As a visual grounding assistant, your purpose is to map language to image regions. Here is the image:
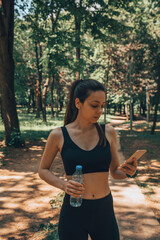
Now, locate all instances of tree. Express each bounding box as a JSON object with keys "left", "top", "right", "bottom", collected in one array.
[
  {"left": 133, "top": 0, "right": 160, "bottom": 133},
  {"left": 0, "top": 0, "right": 23, "bottom": 146}
]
